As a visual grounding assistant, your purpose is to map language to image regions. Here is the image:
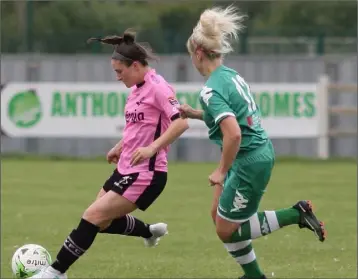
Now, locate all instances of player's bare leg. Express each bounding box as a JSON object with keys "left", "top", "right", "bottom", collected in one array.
[
  {"left": 96, "top": 189, "right": 168, "bottom": 246},
  {"left": 30, "top": 191, "right": 141, "bottom": 278}
]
